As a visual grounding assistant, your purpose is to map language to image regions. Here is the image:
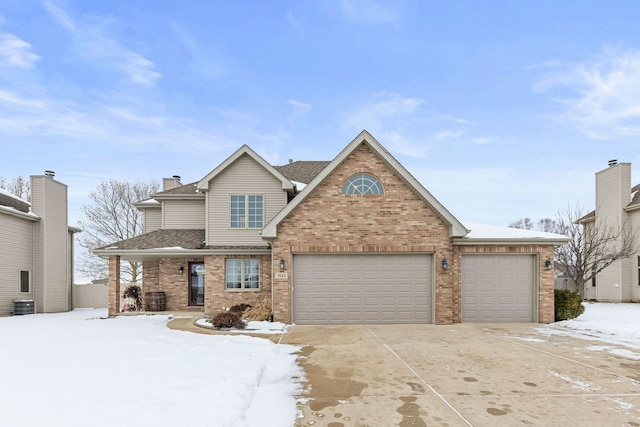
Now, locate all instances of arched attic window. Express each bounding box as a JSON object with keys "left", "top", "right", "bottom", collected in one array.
[{"left": 342, "top": 173, "right": 384, "bottom": 195}]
